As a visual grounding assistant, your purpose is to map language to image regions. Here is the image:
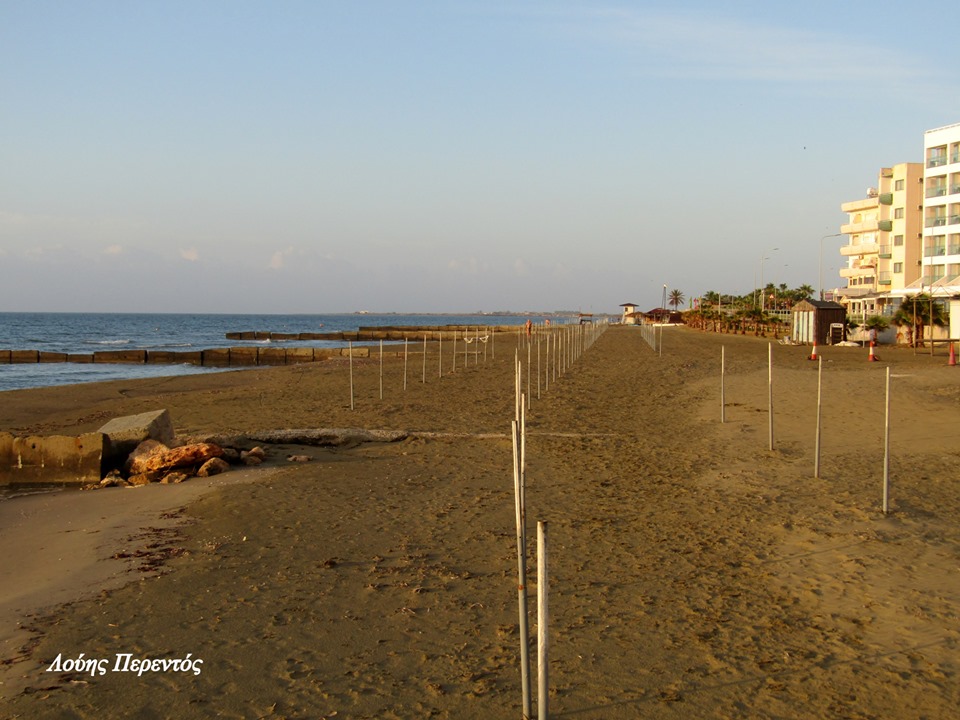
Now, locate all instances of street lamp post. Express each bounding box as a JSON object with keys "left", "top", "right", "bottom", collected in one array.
[
  {"left": 760, "top": 248, "right": 779, "bottom": 312},
  {"left": 819, "top": 233, "right": 844, "bottom": 300}
]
